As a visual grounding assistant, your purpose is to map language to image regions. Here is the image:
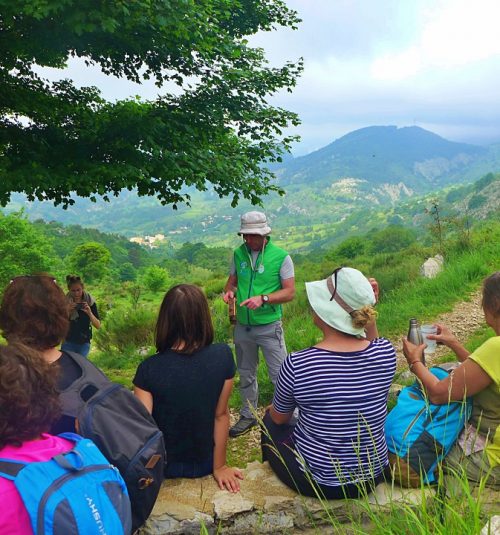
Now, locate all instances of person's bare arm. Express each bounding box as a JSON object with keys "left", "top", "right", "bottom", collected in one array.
[
  {"left": 134, "top": 386, "right": 153, "bottom": 413},
  {"left": 403, "top": 339, "right": 492, "bottom": 404},
  {"left": 223, "top": 274, "right": 238, "bottom": 303},
  {"left": 269, "top": 404, "right": 294, "bottom": 425},
  {"left": 82, "top": 303, "right": 101, "bottom": 329},
  {"left": 213, "top": 379, "right": 243, "bottom": 492}
]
